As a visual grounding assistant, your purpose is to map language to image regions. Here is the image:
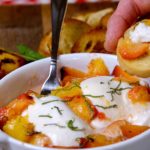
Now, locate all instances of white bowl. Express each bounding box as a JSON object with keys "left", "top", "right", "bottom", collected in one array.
[{"left": 0, "top": 53, "right": 150, "bottom": 150}]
